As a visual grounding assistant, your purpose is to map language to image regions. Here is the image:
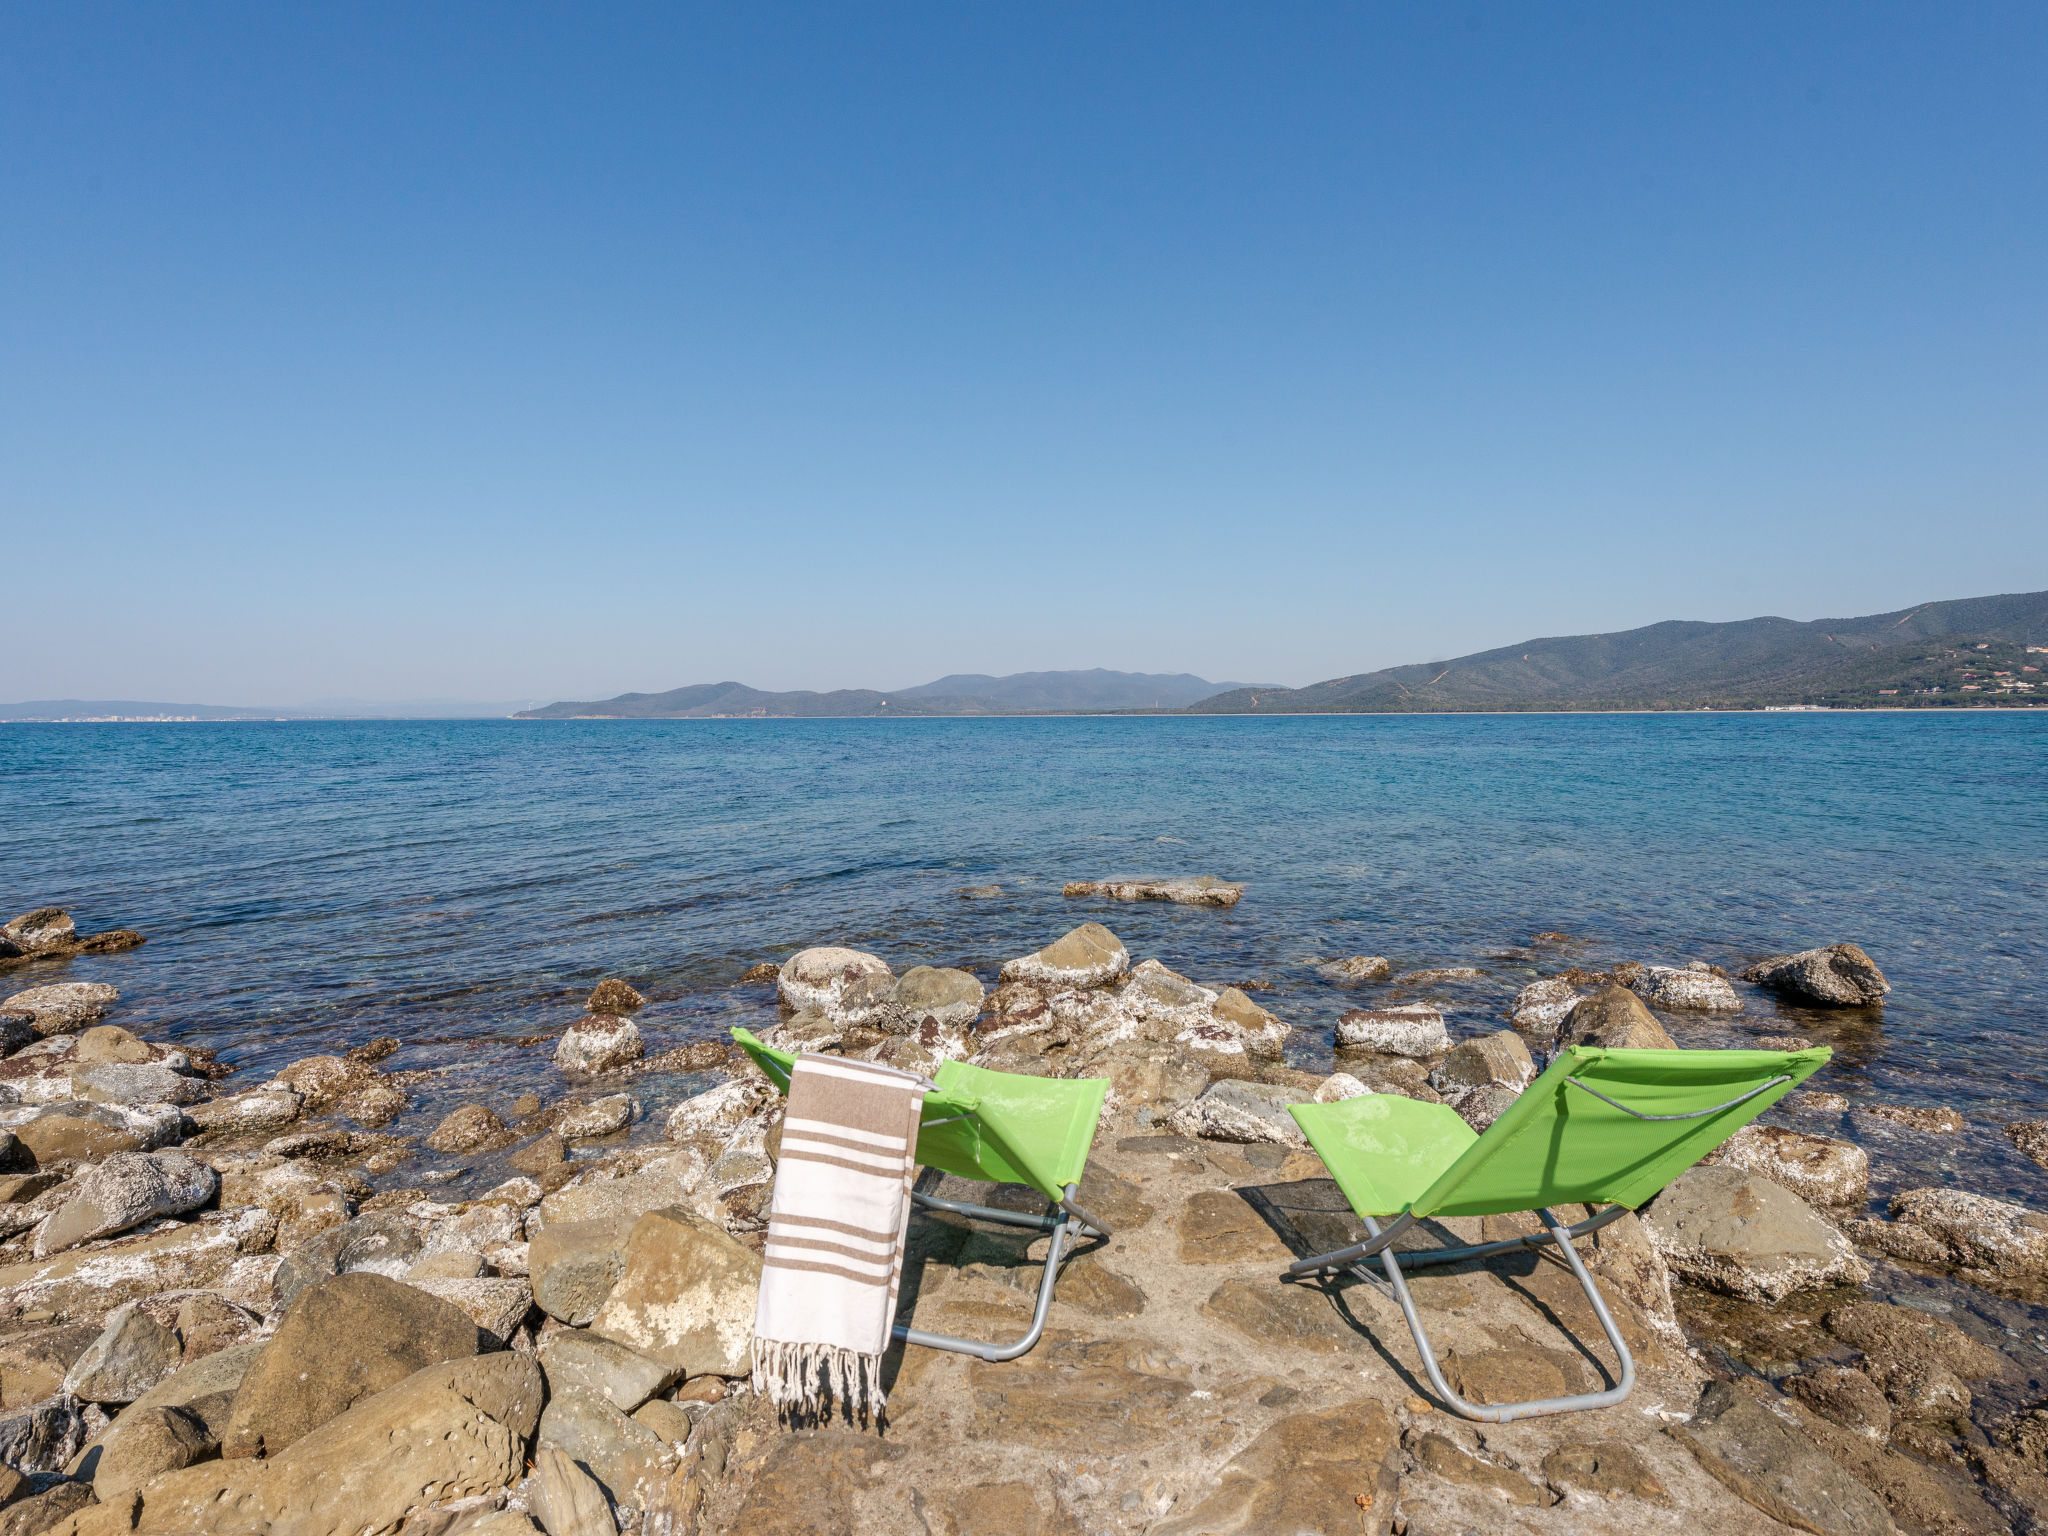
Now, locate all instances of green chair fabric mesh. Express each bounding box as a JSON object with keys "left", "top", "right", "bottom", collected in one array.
[
  {"left": 1291, "top": 1044, "right": 1831, "bottom": 1219},
  {"left": 730, "top": 1028, "right": 1106, "bottom": 1201}
]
